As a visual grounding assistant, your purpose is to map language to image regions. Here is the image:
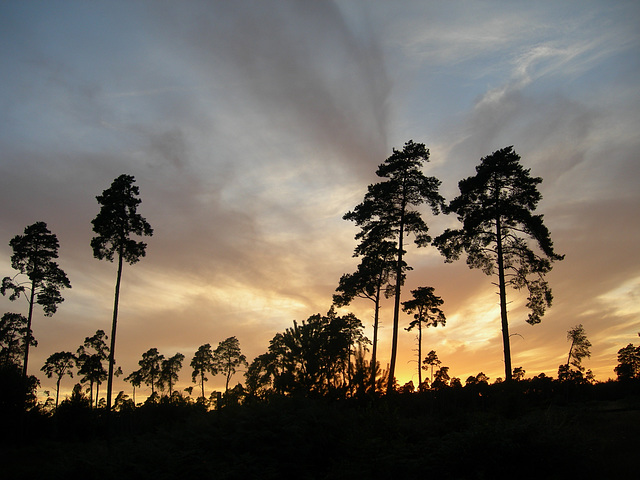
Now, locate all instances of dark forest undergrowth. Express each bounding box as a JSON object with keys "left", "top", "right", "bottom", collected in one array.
[{"left": 2, "top": 382, "right": 639, "bottom": 479}]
